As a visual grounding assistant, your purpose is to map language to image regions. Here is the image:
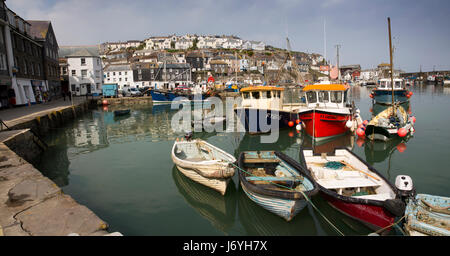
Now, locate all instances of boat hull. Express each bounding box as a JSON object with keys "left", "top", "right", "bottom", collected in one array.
[
  {"left": 150, "top": 90, "right": 177, "bottom": 103},
  {"left": 241, "top": 183, "right": 307, "bottom": 221},
  {"left": 234, "top": 108, "right": 296, "bottom": 133},
  {"left": 298, "top": 110, "right": 351, "bottom": 140},
  {"left": 175, "top": 165, "right": 229, "bottom": 195},
  {"left": 321, "top": 192, "right": 395, "bottom": 232},
  {"left": 372, "top": 89, "right": 409, "bottom": 105}
]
